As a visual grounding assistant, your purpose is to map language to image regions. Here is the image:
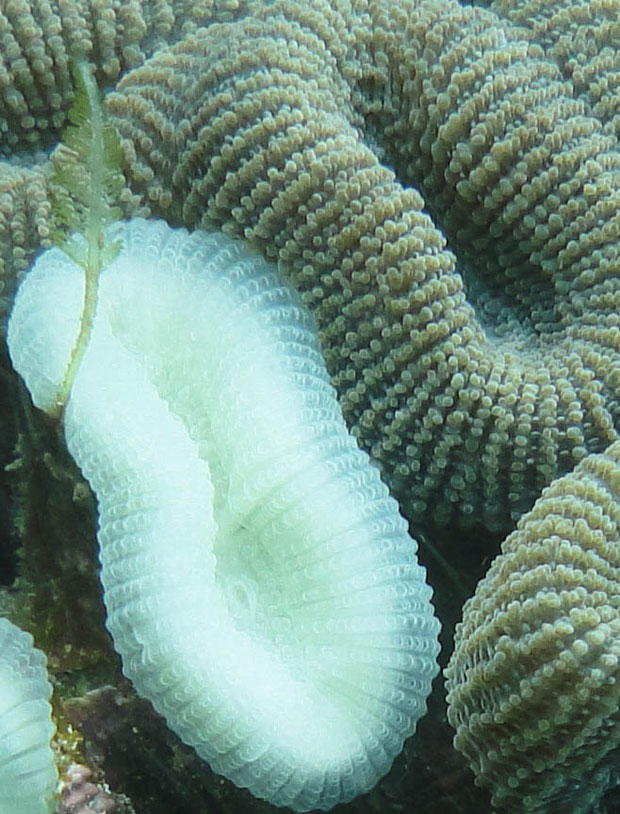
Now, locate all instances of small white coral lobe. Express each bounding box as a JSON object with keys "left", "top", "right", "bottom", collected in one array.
[{"left": 0, "top": 618, "right": 57, "bottom": 814}]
